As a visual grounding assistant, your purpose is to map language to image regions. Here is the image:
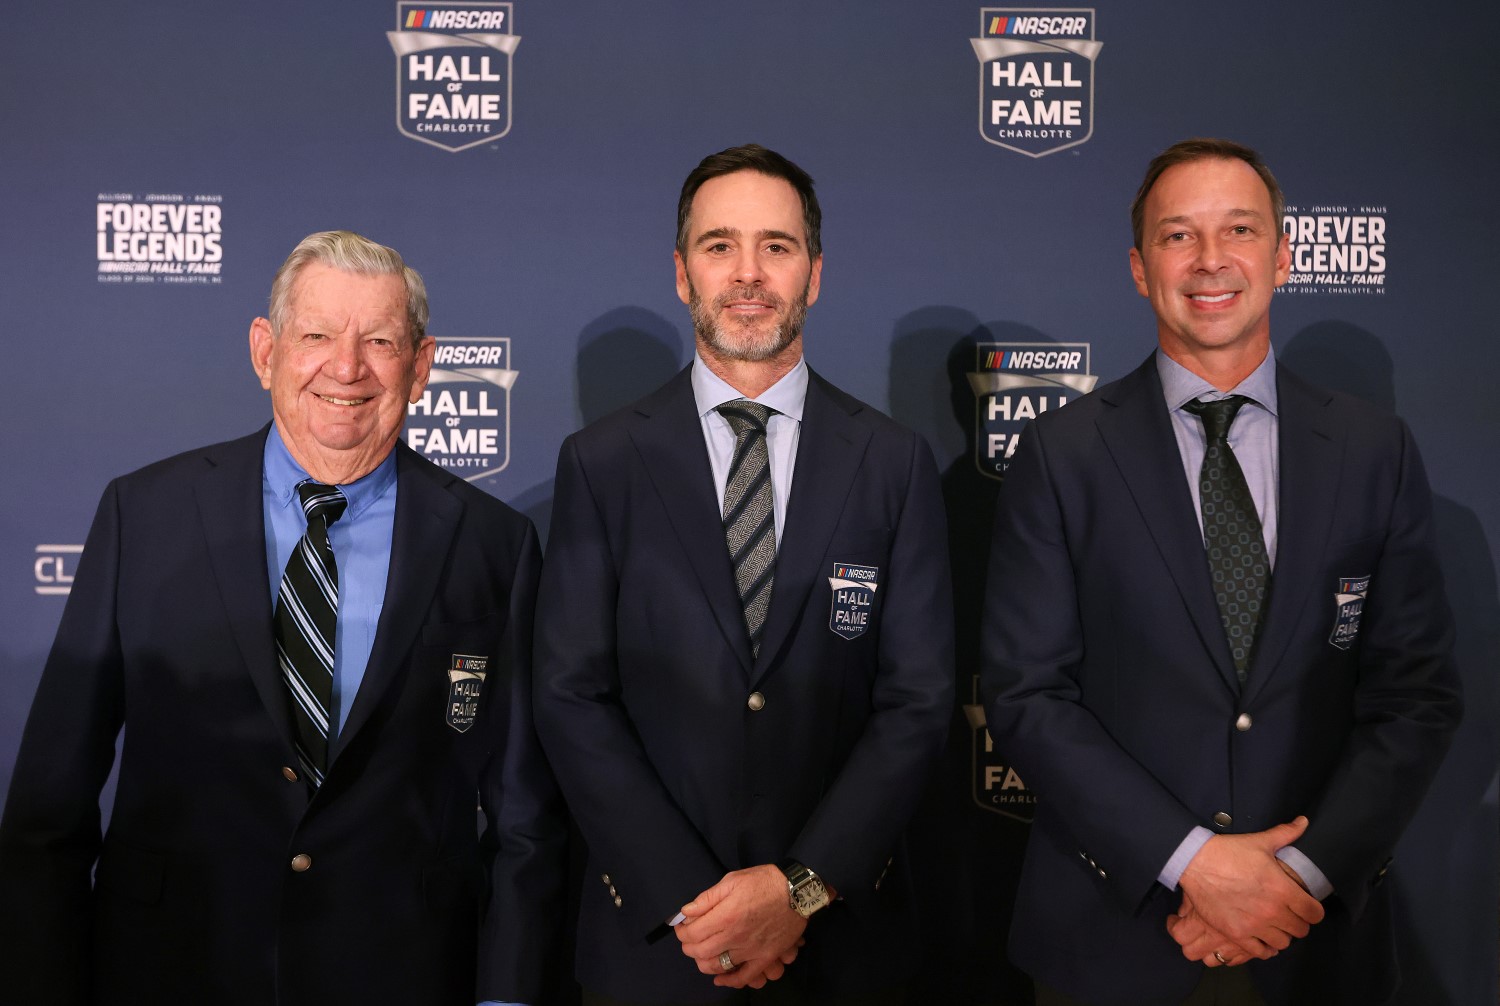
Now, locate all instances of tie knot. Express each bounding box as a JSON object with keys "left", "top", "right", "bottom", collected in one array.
[
  {"left": 718, "top": 400, "right": 774, "bottom": 437},
  {"left": 296, "top": 480, "right": 348, "bottom": 525},
  {"left": 1184, "top": 395, "right": 1251, "bottom": 442}
]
